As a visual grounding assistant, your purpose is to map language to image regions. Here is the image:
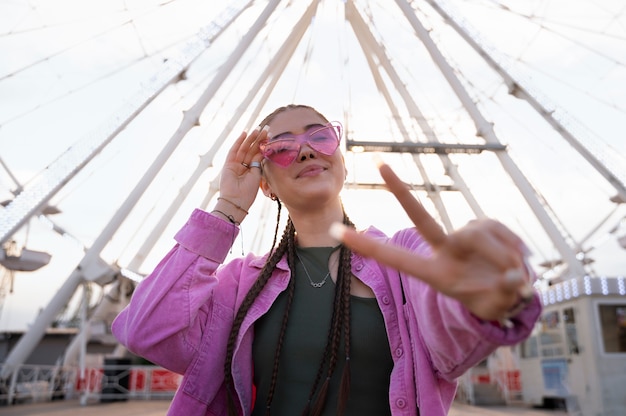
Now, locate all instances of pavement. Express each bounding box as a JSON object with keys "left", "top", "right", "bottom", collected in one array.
[
  {"left": 0, "top": 399, "right": 170, "bottom": 415},
  {"left": 0, "top": 399, "right": 570, "bottom": 415},
  {"left": 449, "top": 403, "right": 568, "bottom": 415}
]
